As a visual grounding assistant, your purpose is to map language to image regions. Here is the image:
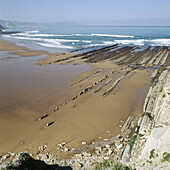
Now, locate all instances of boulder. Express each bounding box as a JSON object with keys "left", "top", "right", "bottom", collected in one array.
[{"left": 0, "top": 152, "right": 72, "bottom": 170}]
